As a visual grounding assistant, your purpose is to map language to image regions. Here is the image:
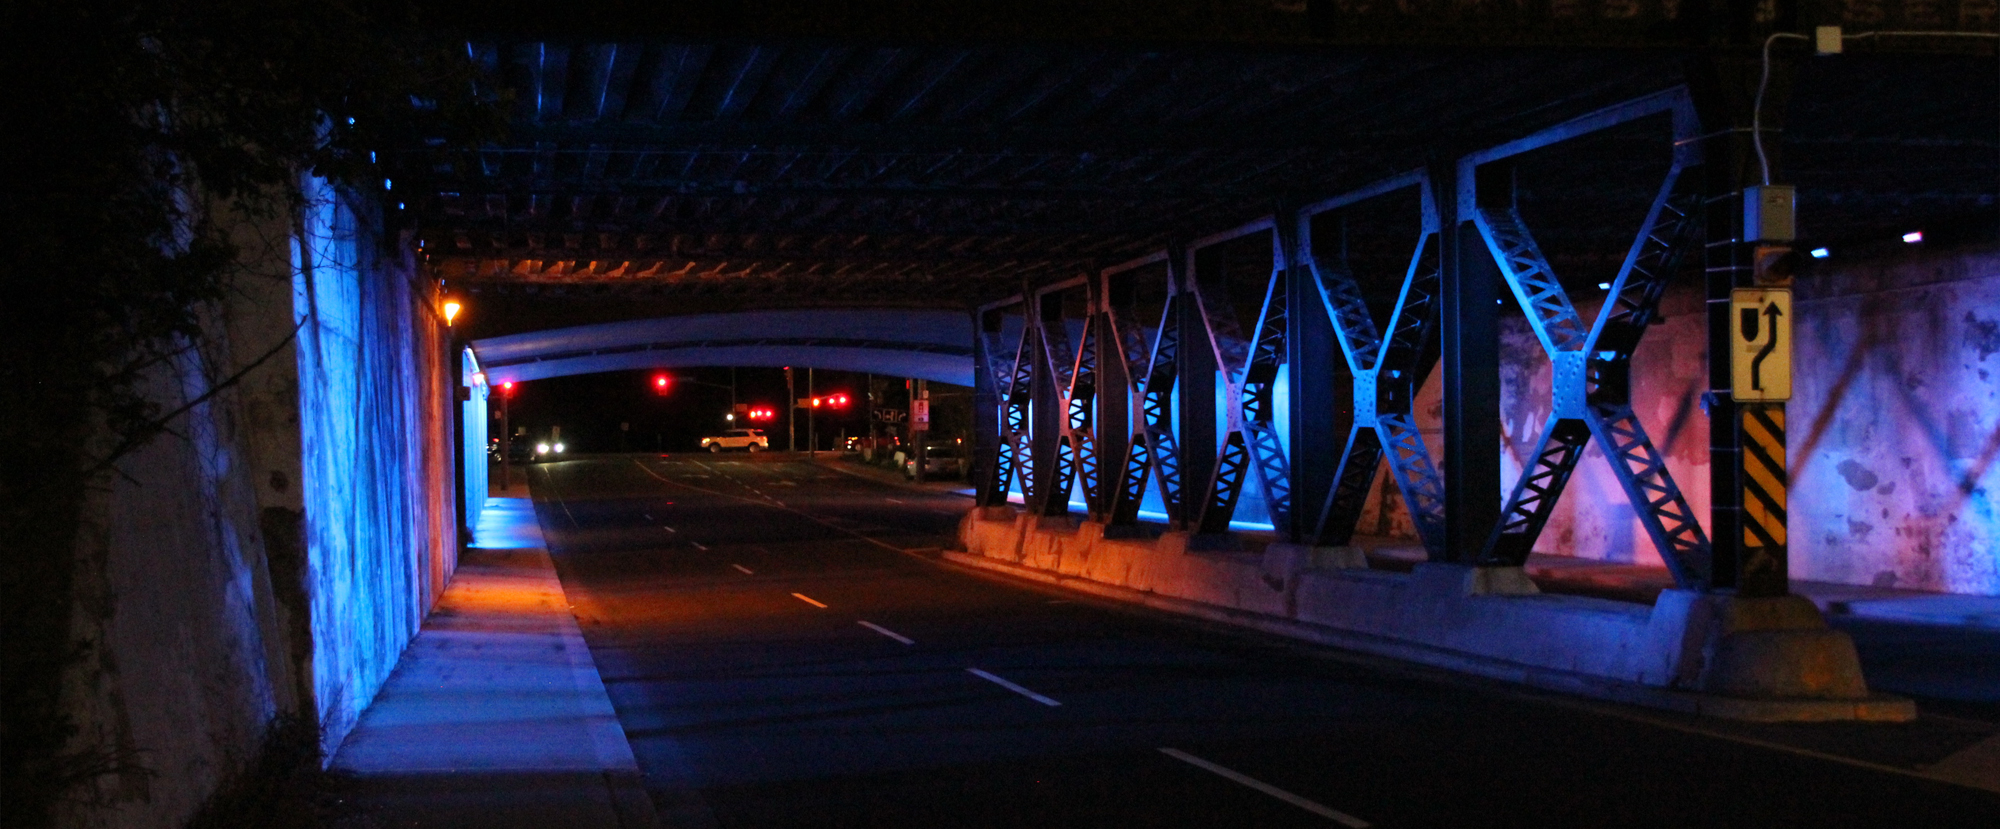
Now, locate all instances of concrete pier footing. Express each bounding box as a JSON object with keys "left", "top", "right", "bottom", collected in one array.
[{"left": 953, "top": 509, "right": 1913, "bottom": 722}]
